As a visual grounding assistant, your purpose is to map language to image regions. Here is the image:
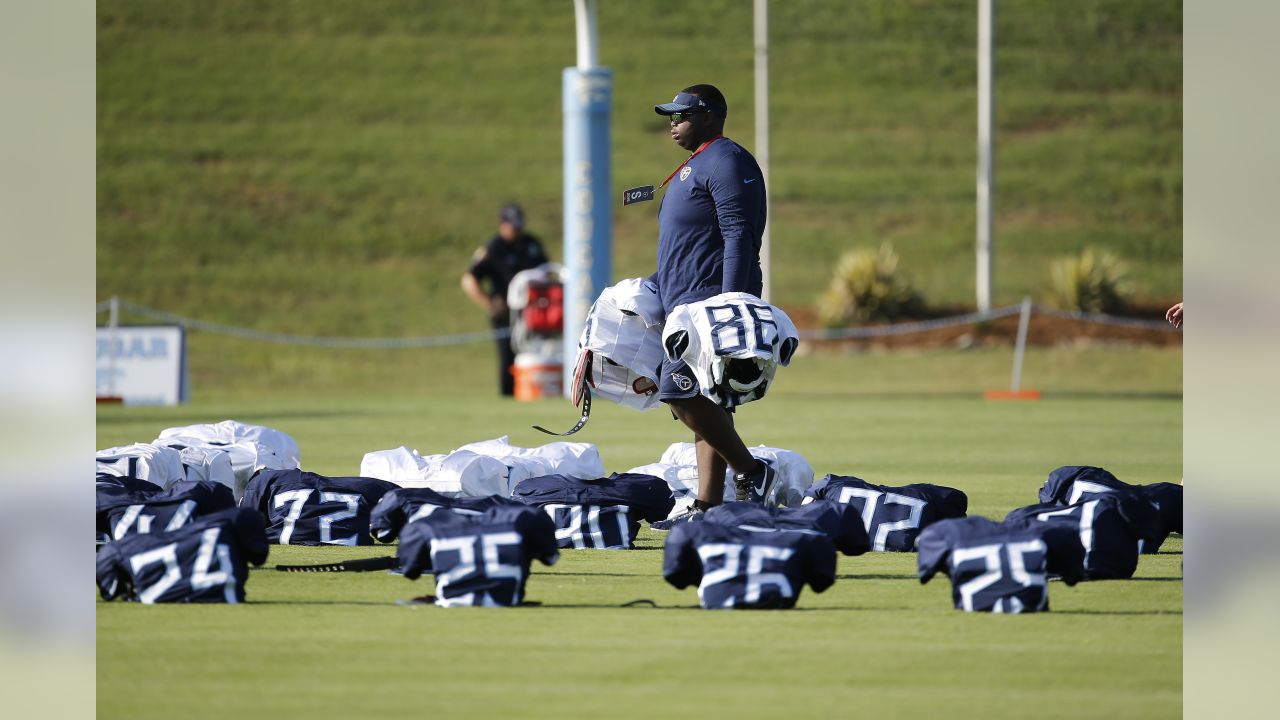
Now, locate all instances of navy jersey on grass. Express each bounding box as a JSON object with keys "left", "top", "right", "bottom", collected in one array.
[
  {"left": 369, "top": 487, "right": 529, "bottom": 543},
  {"left": 241, "top": 469, "right": 398, "bottom": 546},
  {"left": 663, "top": 522, "right": 836, "bottom": 609},
  {"left": 1037, "top": 465, "right": 1183, "bottom": 553},
  {"left": 1005, "top": 495, "right": 1163, "bottom": 580},
  {"left": 511, "top": 472, "right": 675, "bottom": 549},
  {"left": 804, "top": 475, "right": 968, "bottom": 552},
  {"left": 702, "top": 500, "right": 871, "bottom": 556},
  {"left": 98, "top": 479, "right": 236, "bottom": 541},
  {"left": 96, "top": 507, "right": 269, "bottom": 604},
  {"left": 917, "top": 516, "right": 1085, "bottom": 613},
  {"left": 397, "top": 505, "right": 559, "bottom": 607}
]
